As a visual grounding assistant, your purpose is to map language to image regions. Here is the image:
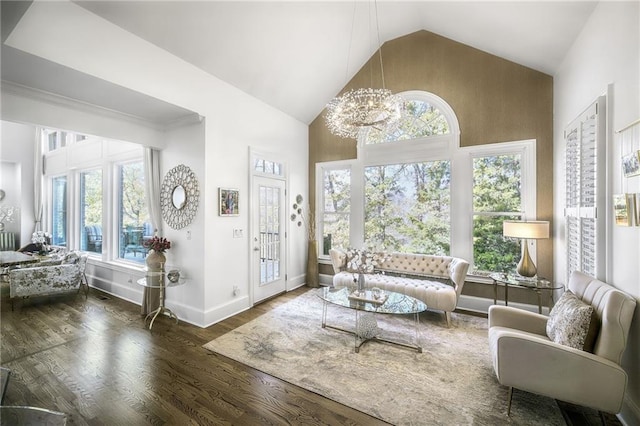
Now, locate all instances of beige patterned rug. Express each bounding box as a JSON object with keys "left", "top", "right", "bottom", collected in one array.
[{"left": 203, "top": 289, "right": 564, "bottom": 425}]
